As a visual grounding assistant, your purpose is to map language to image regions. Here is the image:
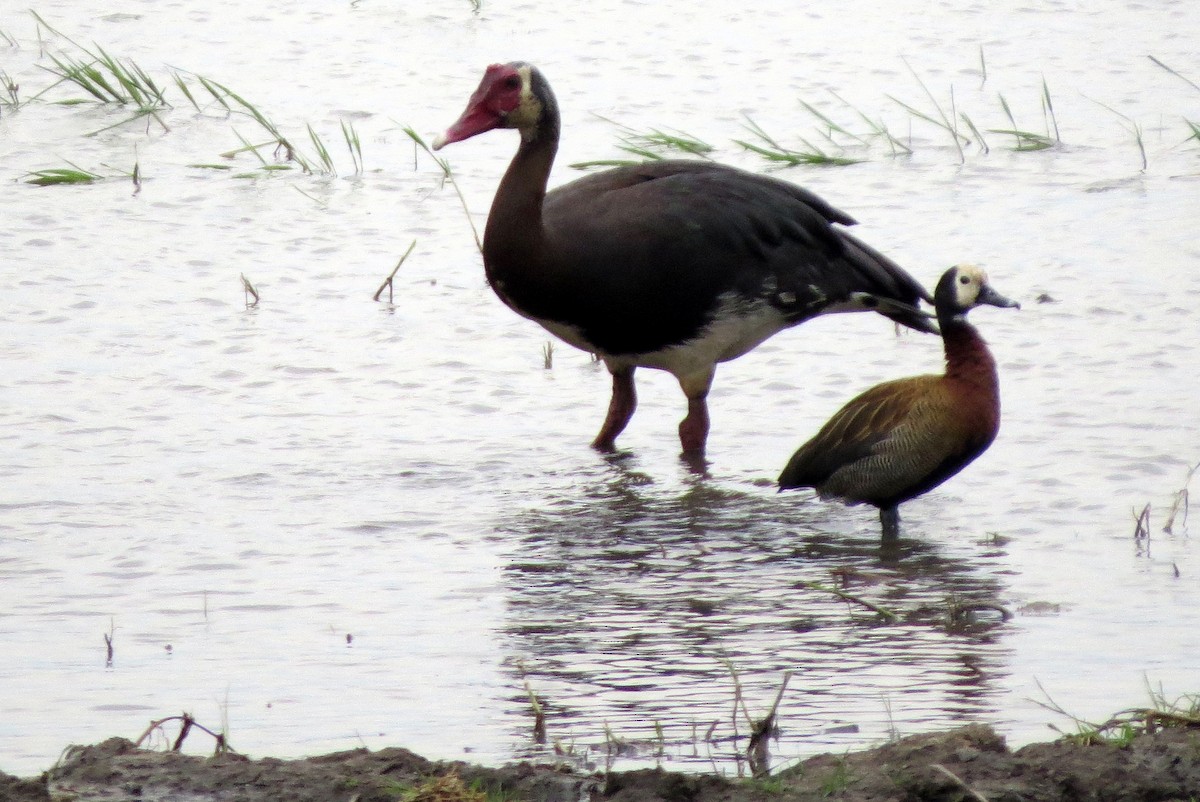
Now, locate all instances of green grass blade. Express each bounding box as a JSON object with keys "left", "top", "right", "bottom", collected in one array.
[
  {"left": 629, "top": 127, "right": 713, "bottom": 157},
  {"left": 898, "top": 56, "right": 966, "bottom": 161},
  {"left": 590, "top": 116, "right": 713, "bottom": 160},
  {"left": 615, "top": 143, "right": 664, "bottom": 161},
  {"left": 41, "top": 53, "right": 109, "bottom": 102},
  {"left": 219, "top": 86, "right": 310, "bottom": 170},
  {"left": 738, "top": 113, "right": 865, "bottom": 165},
  {"left": 986, "top": 128, "right": 1054, "bottom": 151},
  {"left": 172, "top": 71, "right": 200, "bottom": 111},
  {"left": 1042, "top": 78, "right": 1060, "bottom": 142},
  {"left": 29, "top": 10, "right": 70, "bottom": 42},
  {"left": 734, "top": 136, "right": 862, "bottom": 167},
  {"left": 341, "top": 120, "right": 363, "bottom": 174},
  {"left": 959, "top": 112, "right": 990, "bottom": 154},
  {"left": 195, "top": 74, "right": 234, "bottom": 110},
  {"left": 306, "top": 124, "right": 335, "bottom": 174},
  {"left": 403, "top": 124, "right": 481, "bottom": 252},
  {"left": 826, "top": 89, "right": 912, "bottom": 156},
  {"left": 799, "top": 98, "right": 867, "bottom": 146},
  {"left": 1148, "top": 55, "right": 1200, "bottom": 95},
  {"left": 1, "top": 70, "right": 20, "bottom": 108},
  {"left": 1085, "top": 95, "right": 1147, "bottom": 170},
  {"left": 569, "top": 158, "right": 642, "bottom": 170},
  {"left": 93, "top": 45, "right": 142, "bottom": 104},
  {"left": 24, "top": 161, "right": 104, "bottom": 186},
  {"left": 230, "top": 128, "right": 270, "bottom": 166}
]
